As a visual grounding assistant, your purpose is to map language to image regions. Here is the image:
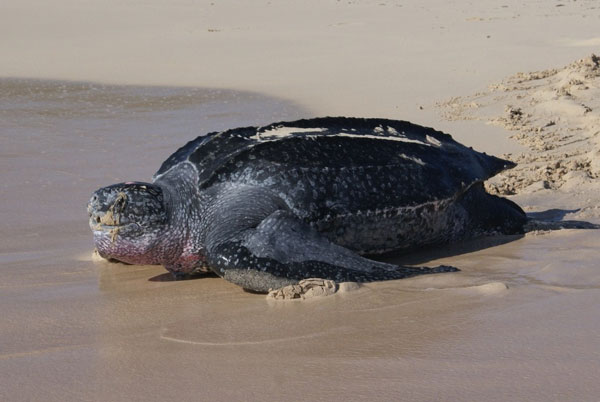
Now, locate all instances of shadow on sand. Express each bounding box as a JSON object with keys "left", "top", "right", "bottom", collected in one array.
[
  {"left": 375, "top": 208, "right": 599, "bottom": 266},
  {"left": 148, "top": 272, "right": 219, "bottom": 282}
]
